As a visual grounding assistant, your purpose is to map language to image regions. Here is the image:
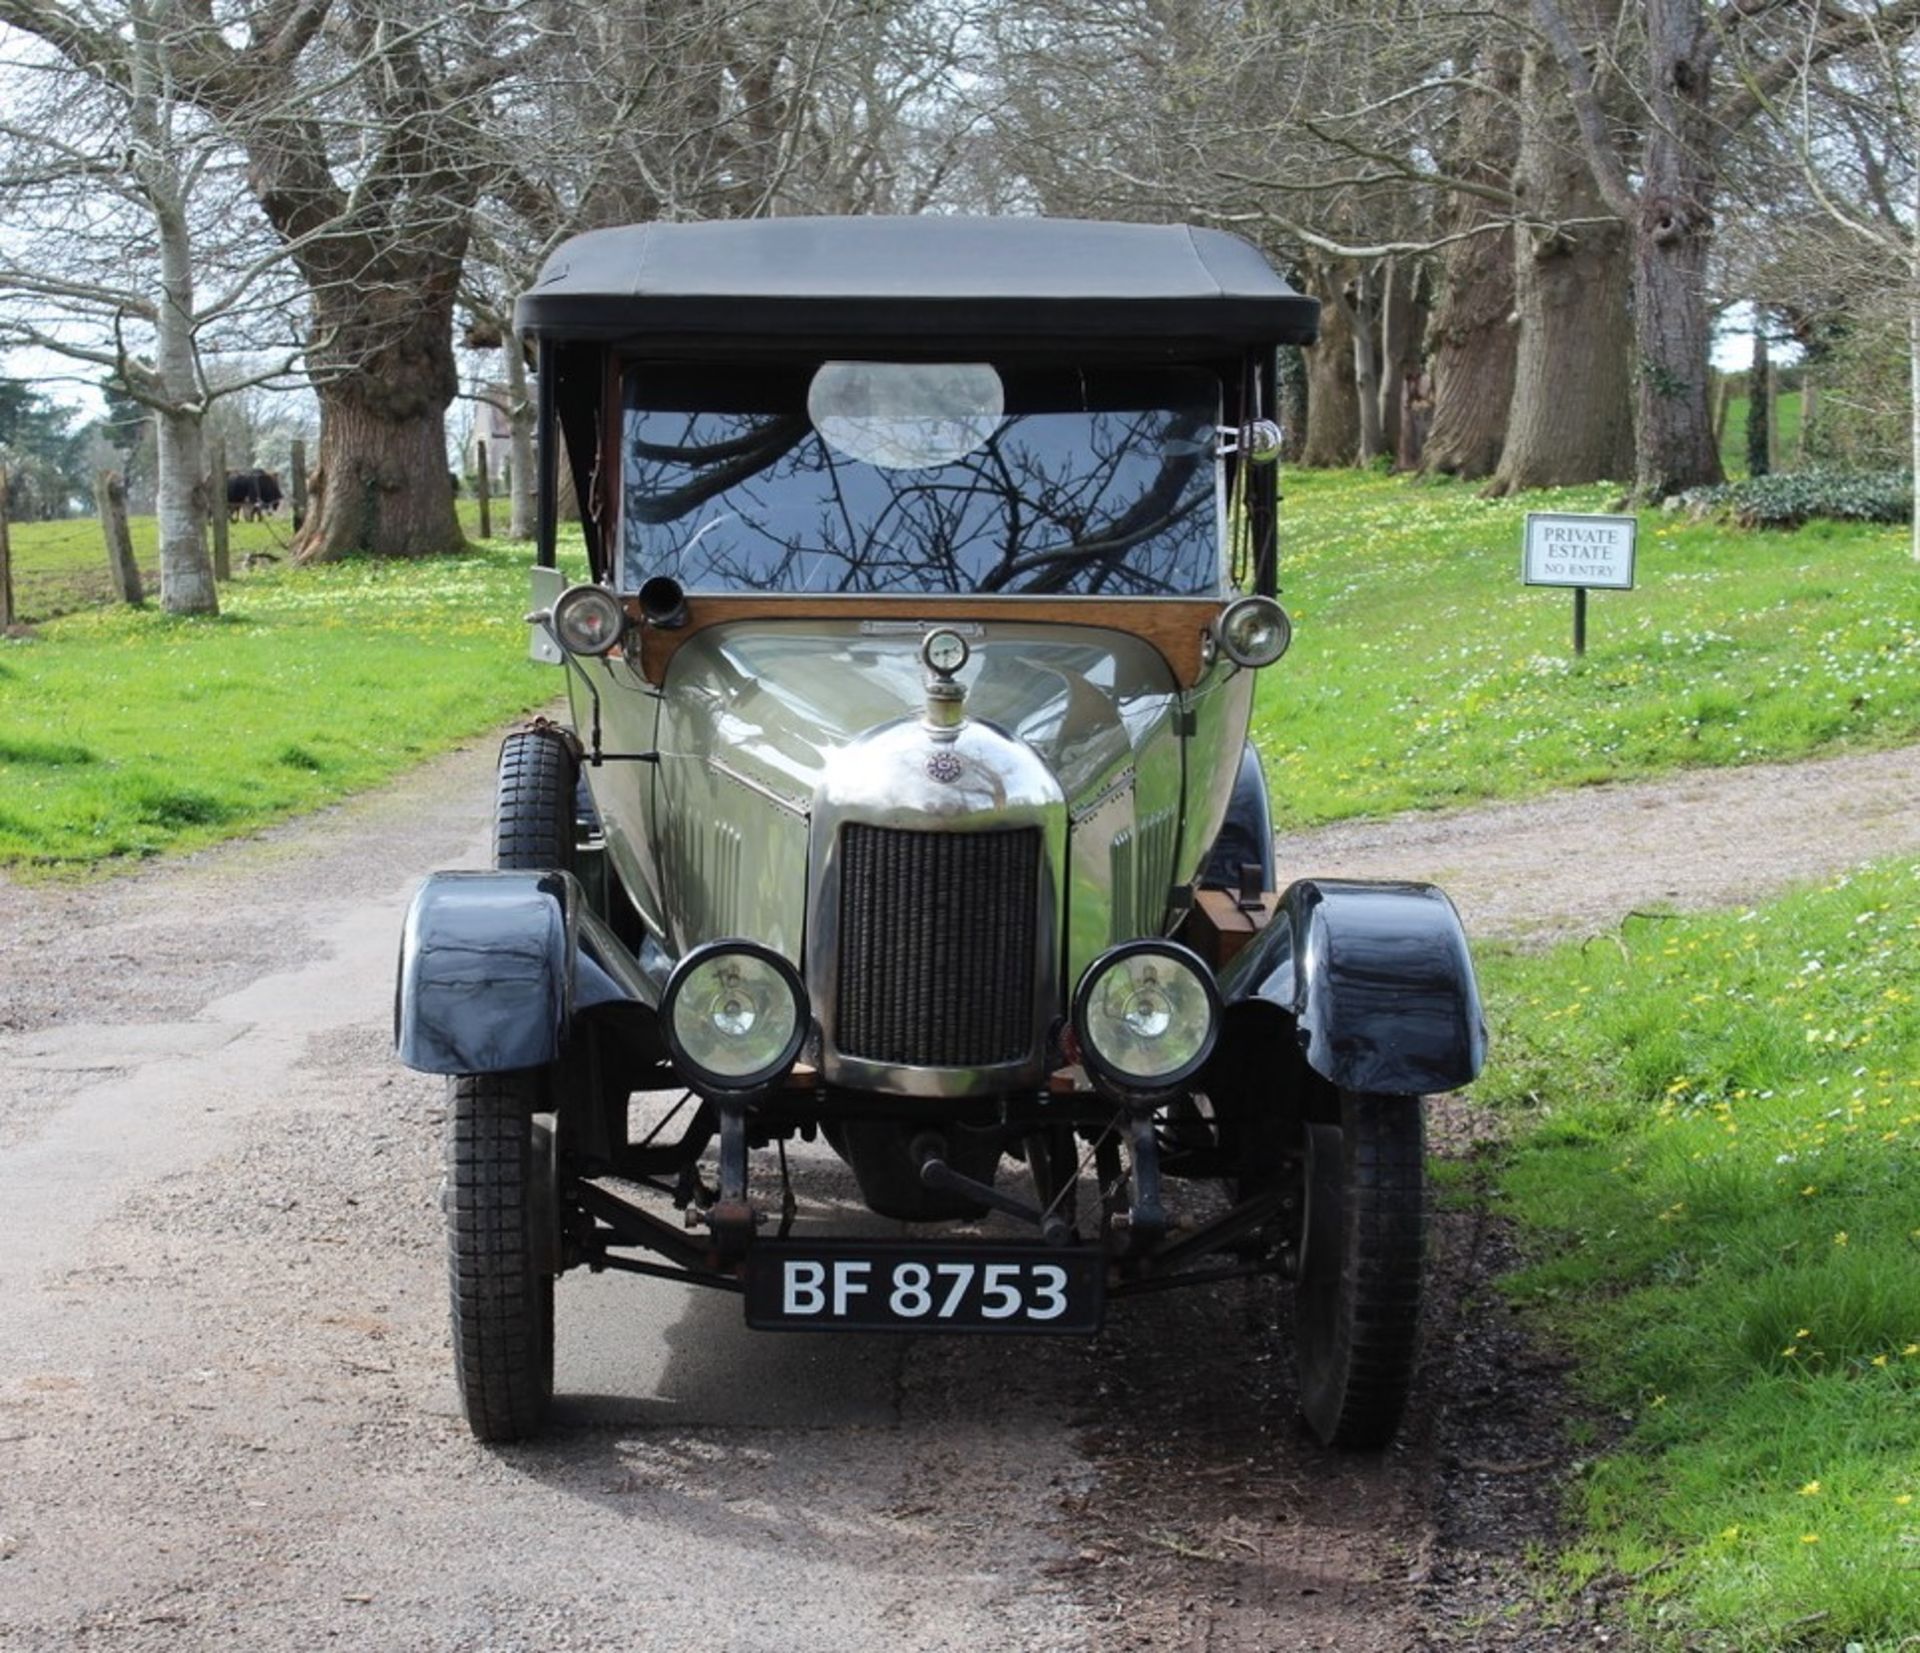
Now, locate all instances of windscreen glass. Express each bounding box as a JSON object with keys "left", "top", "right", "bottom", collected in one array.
[{"left": 620, "top": 363, "right": 1221, "bottom": 596}]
